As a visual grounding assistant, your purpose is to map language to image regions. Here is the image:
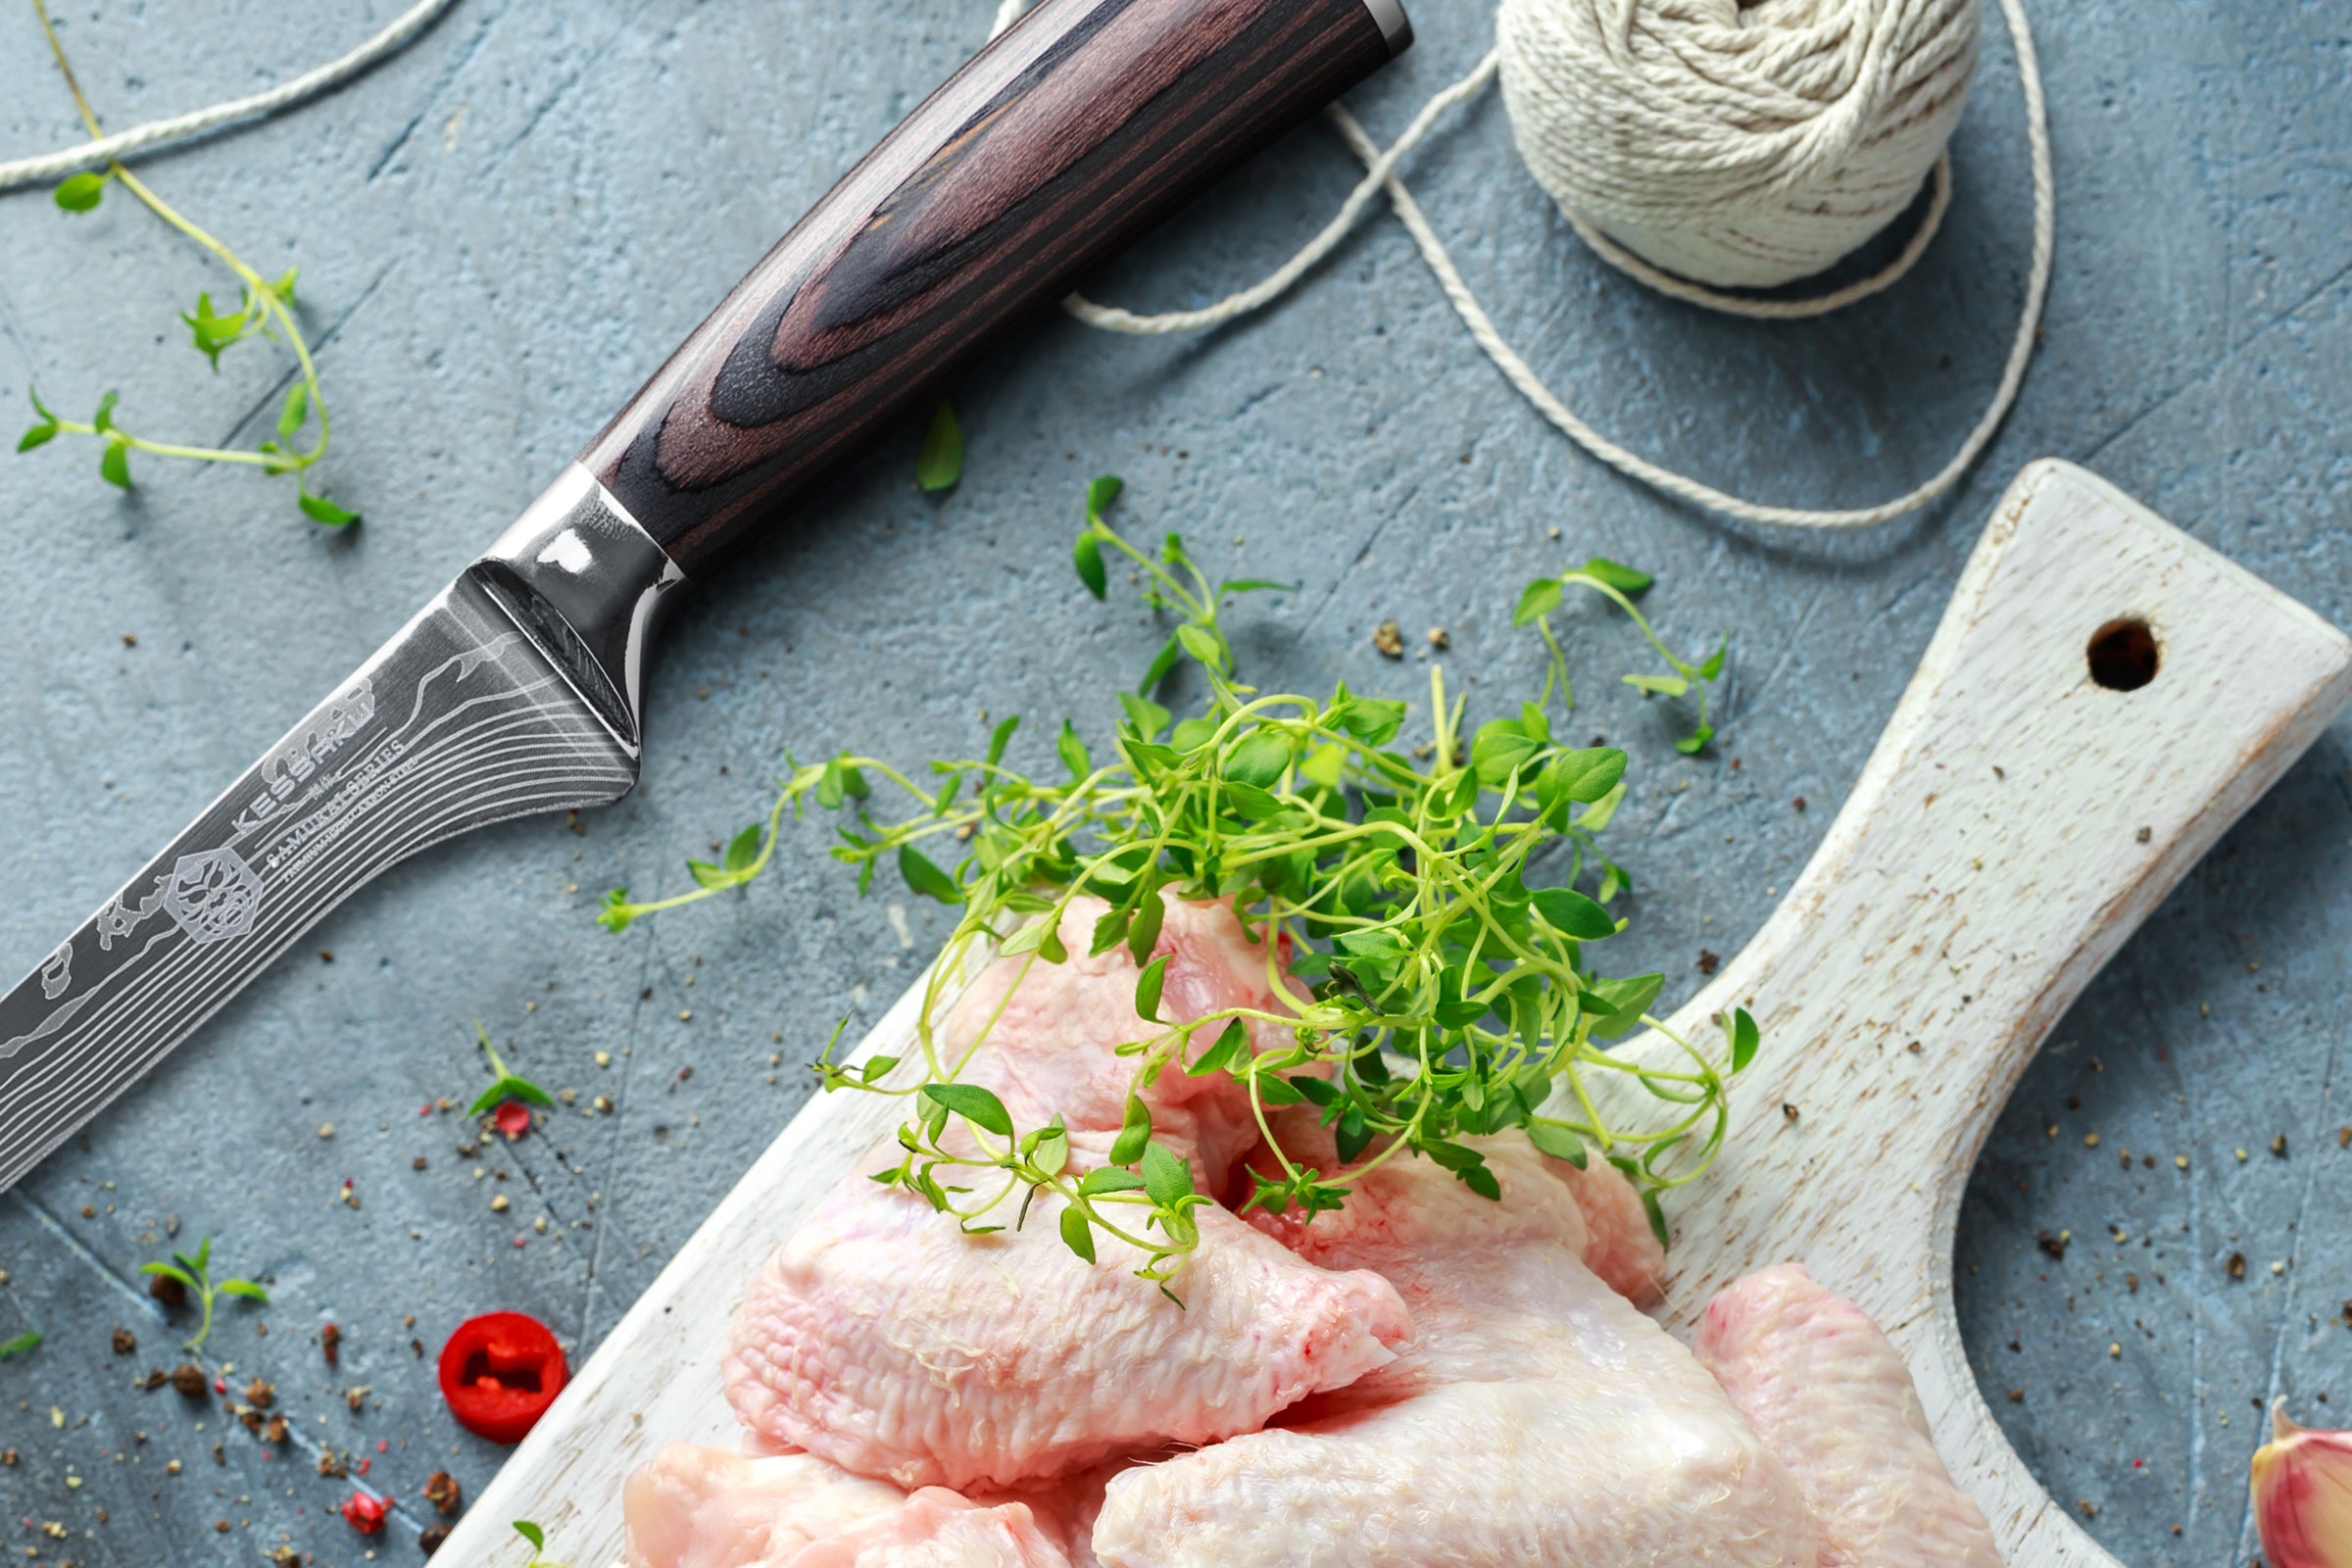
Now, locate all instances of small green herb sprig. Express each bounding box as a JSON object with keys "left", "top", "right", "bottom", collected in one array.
[
  {"left": 16, "top": 0, "right": 357, "bottom": 525},
  {"left": 138, "top": 1237, "right": 268, "bottom": 1351},
  {"left": 0, "top": 1331, "right": 40, "bottom": 1360},
  {"left": 468, "top": 1022, "right": 556, "bottom": 1116},
  {"left": 602, "top": 479, "right": 1751, "bottom": 1282},
  {"left": 1516, "top": 561, "right": 1725, "bottom": 755}
]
